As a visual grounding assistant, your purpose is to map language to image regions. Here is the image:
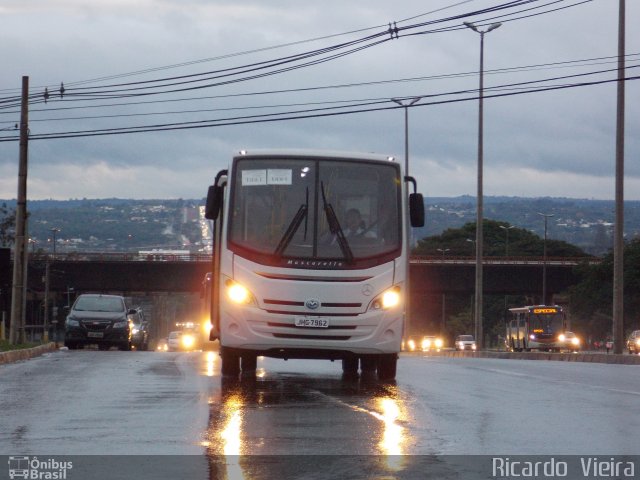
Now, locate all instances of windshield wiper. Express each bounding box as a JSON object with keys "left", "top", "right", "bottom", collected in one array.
[
  {"left": 320, "top": 182, "right": 353, "bottom": 263},
  {"left": 274, "top": 187, "right": 309, "bottom": 256}
]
